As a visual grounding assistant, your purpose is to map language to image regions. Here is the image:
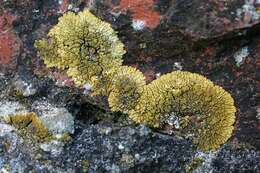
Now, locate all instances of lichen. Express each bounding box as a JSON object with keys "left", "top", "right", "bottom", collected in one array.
[
  {"left": 108, "top": 66, "right": 146, "bottom": 113},
  {"left": 7, "top": 112, "right": 51, "bottom": 141},
  {"left": 35, "top": 10, "right": 236, "bottom": 151},
  {"left": 129, "top": 71, "right": 236, "bottom": 151},
  {"left": 185, "top": 157, "right": 204, "bottom": 173},
  {"left": 35, "top": 9, "right": 125, "bottom": 87}
]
